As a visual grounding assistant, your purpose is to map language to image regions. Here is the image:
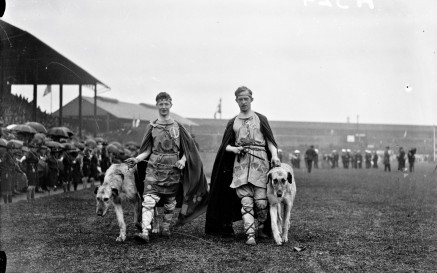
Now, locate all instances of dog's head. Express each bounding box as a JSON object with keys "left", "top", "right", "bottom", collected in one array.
[
  {"left": 267, "top": 164, "right": 293, "bottom": 198},
  {"left": 94, "top": 171, "right": 124, "bottom": 216}
]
